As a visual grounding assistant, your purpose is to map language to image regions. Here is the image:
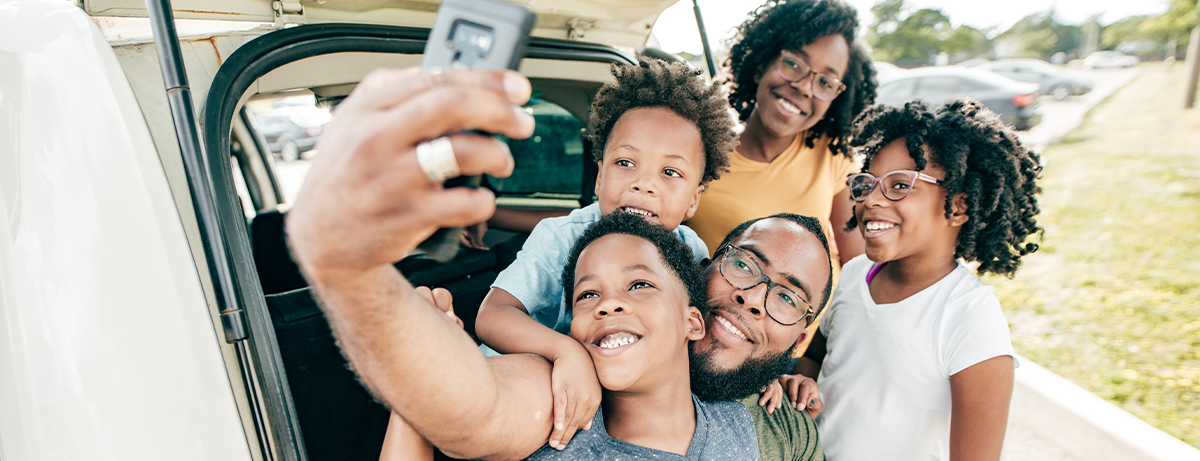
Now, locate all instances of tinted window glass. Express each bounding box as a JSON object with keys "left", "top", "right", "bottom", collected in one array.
[{"left": 489, "top": 97, "right": 585, "bottom": 196}]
